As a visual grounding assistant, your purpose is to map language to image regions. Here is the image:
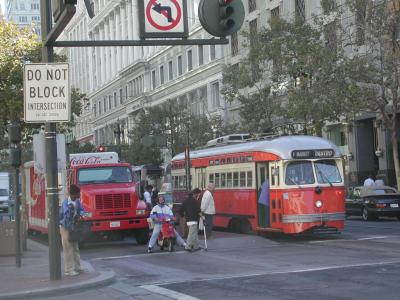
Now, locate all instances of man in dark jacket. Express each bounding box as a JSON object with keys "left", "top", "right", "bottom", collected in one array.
[{"left": 180, "top": 188, "right": 201, "bottom": 251}]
